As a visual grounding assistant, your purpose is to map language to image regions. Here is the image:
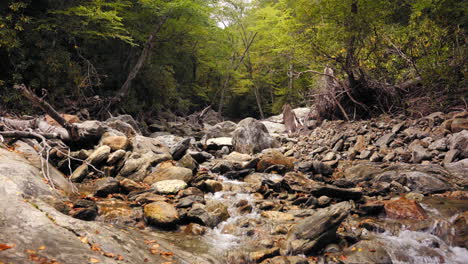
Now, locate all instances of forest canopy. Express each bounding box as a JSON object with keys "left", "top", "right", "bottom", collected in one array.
[{"left": 0, "top": 0, "right": 466, "bottom": 120}]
